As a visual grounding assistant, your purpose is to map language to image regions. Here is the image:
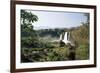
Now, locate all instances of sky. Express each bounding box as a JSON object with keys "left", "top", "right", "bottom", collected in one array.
[{"left": 26, "top": 10, "right": 88, "bottom": 30}]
